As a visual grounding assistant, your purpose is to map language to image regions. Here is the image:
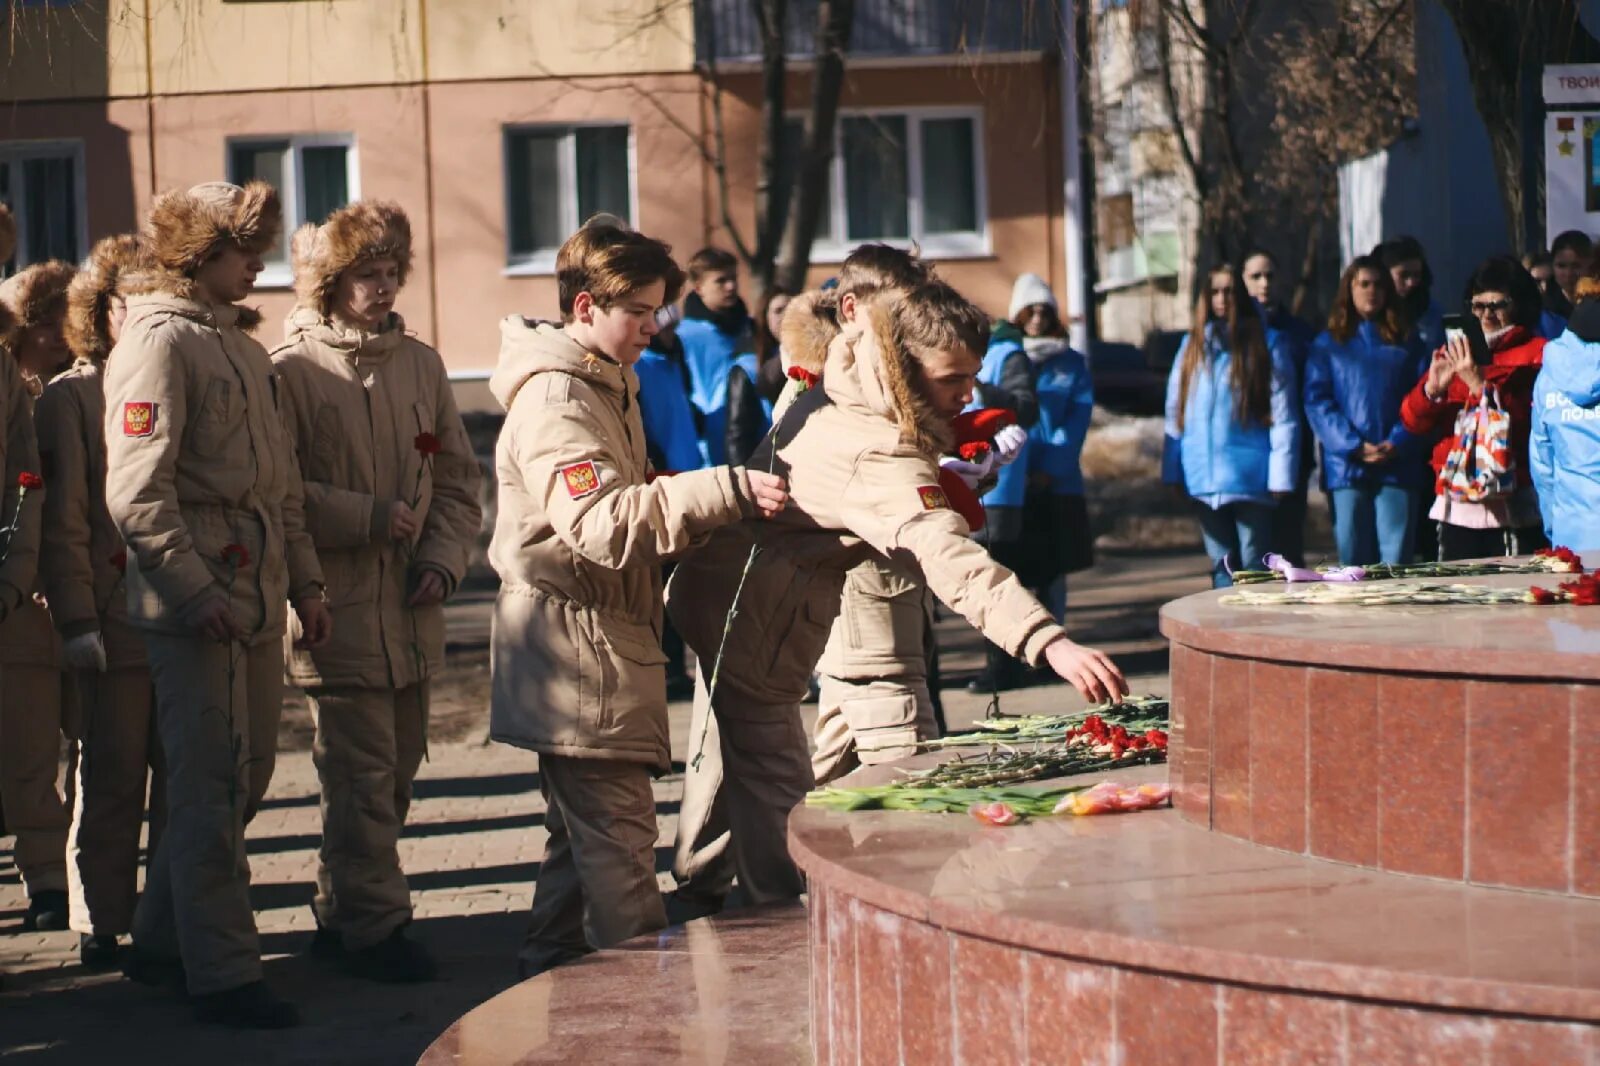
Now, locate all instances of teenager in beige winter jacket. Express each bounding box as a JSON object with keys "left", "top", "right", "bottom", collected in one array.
[
  {"left": 487, "top": 219, "right": 786, "bottom": 976},
  {"left": 103, "top": 181, "right": 330, "bottom": 1029},
  {"left": 36, "top": 234, "right": 166, "bottom": 967},
  {"left": 668, "top": 280, "right": 1127, "bottom": 906},
  {"left": 0, "top": 259, "right": 77, "bottom": 934},
  {"left": 271, "top": 200, "right": 481, "bottom": 981}
]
